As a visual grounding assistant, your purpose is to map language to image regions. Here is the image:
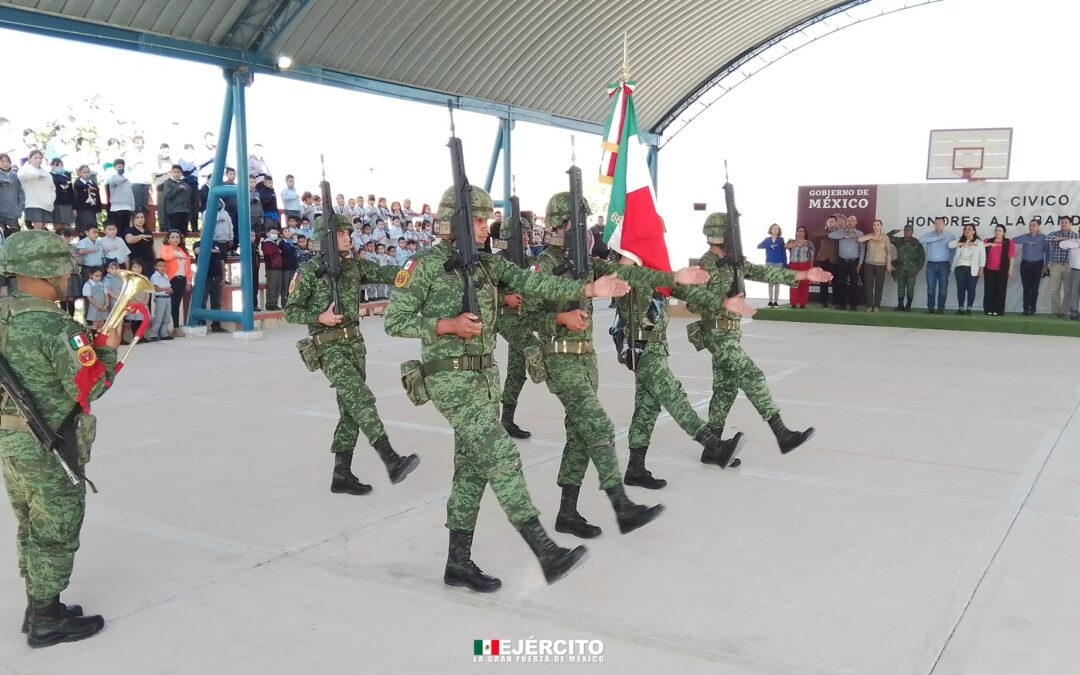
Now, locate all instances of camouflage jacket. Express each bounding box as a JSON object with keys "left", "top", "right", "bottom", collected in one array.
[
  {"left": 384, "top": 241, "right": 590, "bottom": 362},
  {"left": 888, "top": 234, "right": 926, "bottom": 273},
  {"left": 614, "top": 286, "right": 672, "bottom": 354},
  {"left": 532, "top": 247, "right": 676, "bottom": 342},
  {"left": 284, "top": 252, "right": 398, "bottom": 335},
  {"left": 681, "top": 250, "right": 796, "bottom": 320},
  {"left": 0, "top": 293, "right": 116, "bottom": 460}
]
